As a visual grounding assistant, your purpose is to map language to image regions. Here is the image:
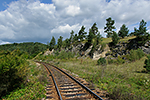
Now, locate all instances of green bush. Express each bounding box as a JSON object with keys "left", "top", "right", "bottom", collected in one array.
[
  {"left": 144, "top": 55, "right": 150, "bottom": 72},
  {"left": 0, "top": 51, "right": 28, "bottom": 98},
  {"left": 58, "top": 51, "right": 74, "bottom": 60},
  {"left": 116, "top": 56, "right": 125, "bottom": 64},
  {"left": 108, "top": 59, "right": 114, "bottom": 64},
  {"left": 97, "top": 57, "right": 106, "bottom": 66},
  {"left": 129, "top": 48, "right": 144, "bottom": 61}
]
